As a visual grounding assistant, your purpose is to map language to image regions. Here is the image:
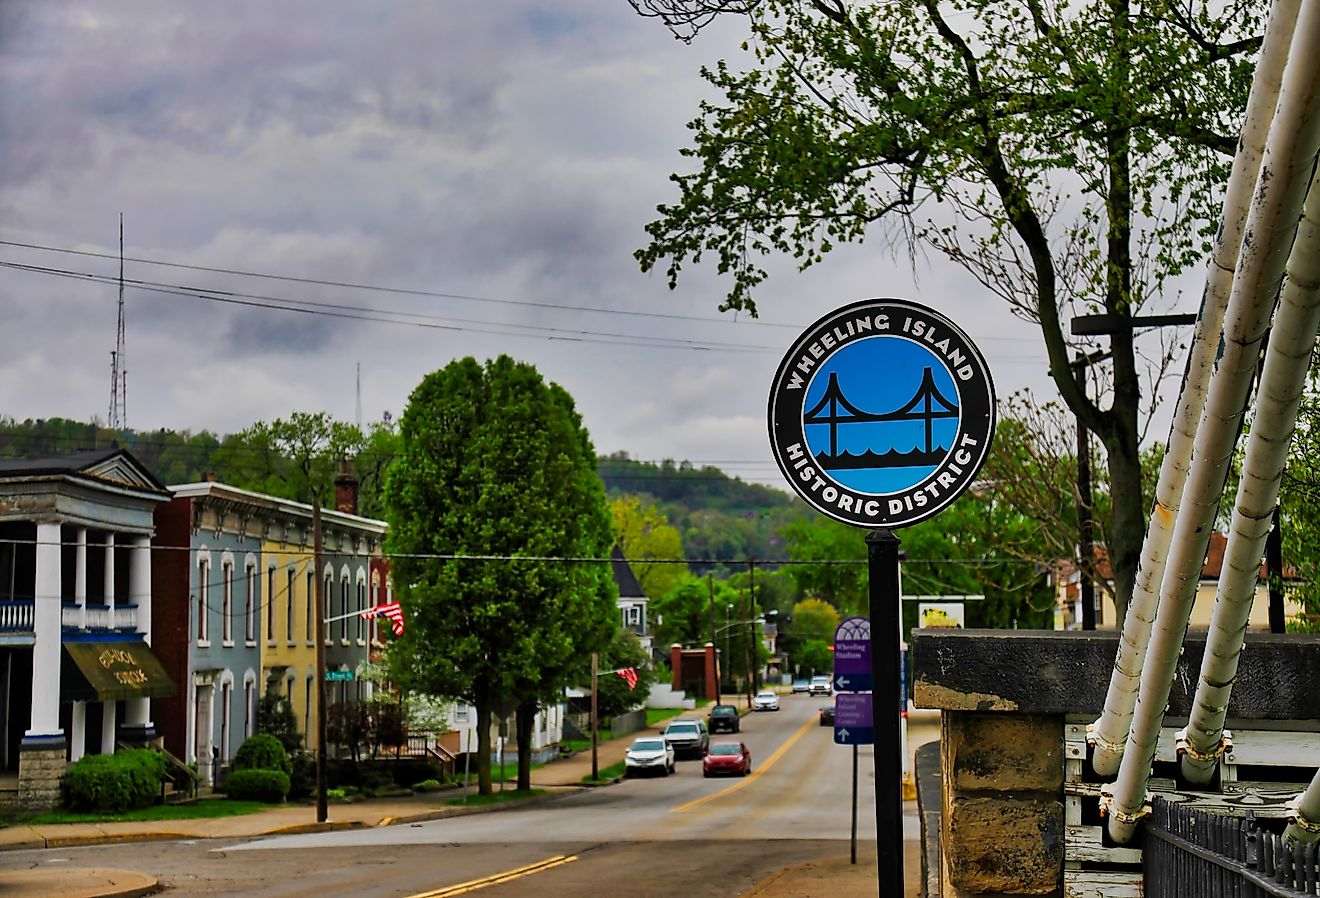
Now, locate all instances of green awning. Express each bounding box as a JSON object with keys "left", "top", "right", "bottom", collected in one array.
[{"left": 62, "top": 641, "right": 176, "bottom": 703}]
